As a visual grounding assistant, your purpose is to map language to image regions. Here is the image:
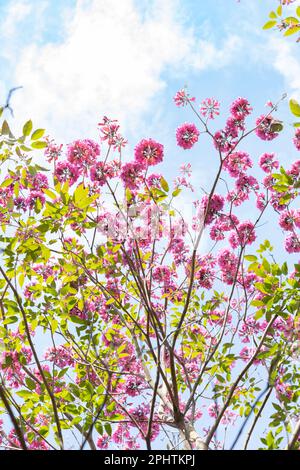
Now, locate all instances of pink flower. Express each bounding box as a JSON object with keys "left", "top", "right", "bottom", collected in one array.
[
  {"left": 217, "top": 248, "right": 238, "bottom": 285},
  {"left": 134, "top": 138, "right": 164, "bottom": 166},
  {"left": 147, "top": 173, "right": 163, "bottom": 188},
  {"left": 14, "top": 197, "right": 28, "bottom": 211},
  {"left": 223, "top": 151, "right": 253, "bottom": 177},
  {"left": 176, "top": 123, "right": 200, "bottom": 149},
  {"left": 265, "top": 100, "right": 274, "bottom": 108},
  {"left": 214, "top": 130, "right": 237, "bottom": 153},
  {"left": 180, "top": 163, "right": 192, "bottom": 177},
  {"left": 201, "top": 194, "right": 225, "bottom": 224},
  {"left": 217, "top": 248, "right": 238, "bottom": 271},
  {"left": 229, "top": 221, "right": 256, "bottom": 248},
  {"left": 225, "top": 116, "right": 245, "bottom": 138},
  {"left": 188, "top": 255, "right": 216, "bottom": 289},
  {"left": 230, "top": 97, "right": 252, "bottom": 120},
  {"left": 67, "top": 139, "right": 100, "bottom": 171},
  {"left": 152, "top": 265, "right": 172, "bottom": 284},
  {"left": 226, "top": 189, "right": 249, "bottom": 207},
  {"left": 240, "top": 346, "right": 260, "bottom": 364},
  {"left": 293, "top": 128, "right": 300, "bottom": 151},
  {"left": 210, "top": 224, "right": 225, "bottom": 241},
  {"left": 98, "top": 116, "right": 127, "bottom": 151},
  {"left": 207, "top": 403, "right": 220, "bottom": 419},
  {"left": 235, "top": 174, "right": 259, "bottom": 193},
  {"left": 125, "top": 376, "right": 145, "bottom": 397},
  {"left": 55, "top": 161, "right": 80, "bottom": 186},
  {"left": 120, "top": 161, "right": 143, "bottom": 189},
  {"left": 90, "top": 161, "right": 119, "bottom": 186},
  {"left": 255, "top": 115, "right": 280, "bottom": 141},
  {"left": 200, "top": 98, "right": 220, "bottom": 119},
  {"left": 256, "top": 192, "right": 267, "bottom": 211},
  {"left": 44, "top": 345, "right": 74, "bottom": 368},
  {"left": 288, "top": 160, "right": 300, "bottom": 179},
  {"left": 284, "top": 234, "right": 300, "bottom": 253},
  {"left": 218, "top": 213, "right": 239, "bottom": 231},
  {"left": 173, "top": 88, "right": 195, "bottom": 107},
  {"left": 44, "top": 139, "right": 63, "bottom": 163},
  {"left": 279, "top": 209, "right": 300, "bottom": 231},
  {"left": 29, "top": 172, "right": 49, "bottom": 190},
  {"left": 26, "top": 191, "right": 46, "bottom": 210},
  {"left": 97, "top": 434, "right": 110, "bottom": 449},
  {"left": 259, "top": 153, "right": 279, "bottom": 173}
]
